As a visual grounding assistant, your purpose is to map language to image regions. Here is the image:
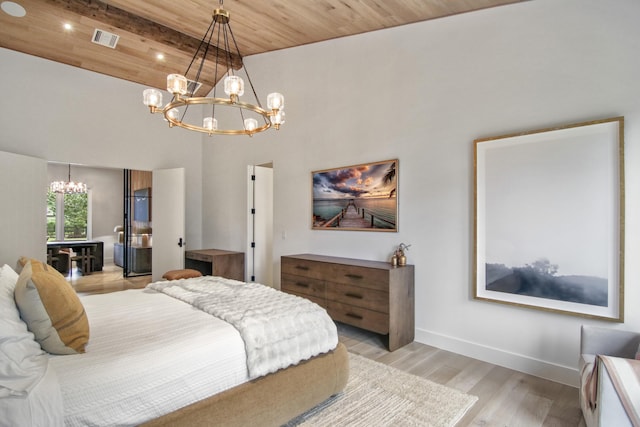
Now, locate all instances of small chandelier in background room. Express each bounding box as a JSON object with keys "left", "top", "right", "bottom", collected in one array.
[
  {"left": 142, "top": 0, "right": 285, "bottom": 137},
  {"left": 50, "top": 164, "right": 87, "bottom": 194}
]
